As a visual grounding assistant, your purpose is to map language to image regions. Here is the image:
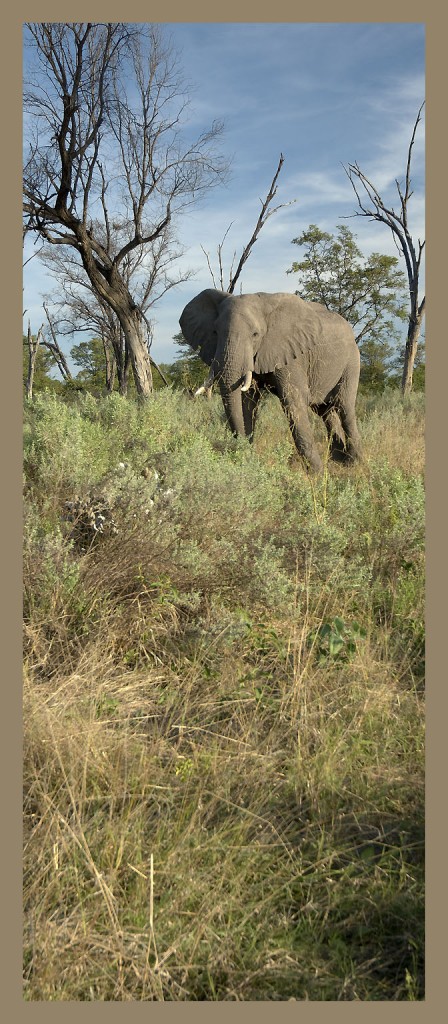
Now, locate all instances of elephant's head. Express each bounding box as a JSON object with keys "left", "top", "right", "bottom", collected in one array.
[{"left": 179, "top": 289, "right": 305, "bottom": 437}]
